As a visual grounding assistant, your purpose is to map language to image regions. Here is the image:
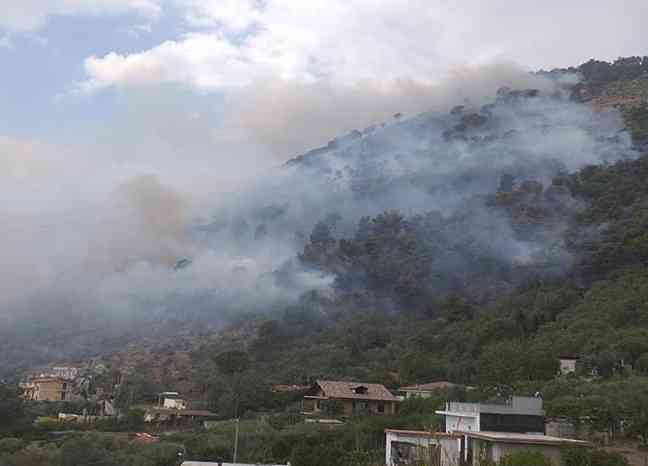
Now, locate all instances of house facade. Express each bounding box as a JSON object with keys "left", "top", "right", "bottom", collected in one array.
[
  {"left": 21, "top": 377, "right": 73, "bottom": 401},
  {"left": 436, "top": 396, "right": 545, "bottom": 434},
  {"left": 385, "top": 429, "right": 461, "bottom": 466},
  {"left": 158, "top": 392, "right": 187, "bottom": 410},
  {"left": 302, "top": 380, "right": 397, "bottom": 416}
]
